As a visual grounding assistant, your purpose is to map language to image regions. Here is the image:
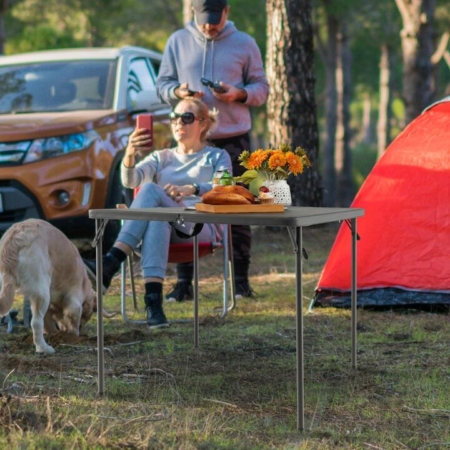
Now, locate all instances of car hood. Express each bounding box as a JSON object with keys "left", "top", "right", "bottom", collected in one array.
[{"left": 0, "top": 110, "right": 121, "bottom": 141}]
